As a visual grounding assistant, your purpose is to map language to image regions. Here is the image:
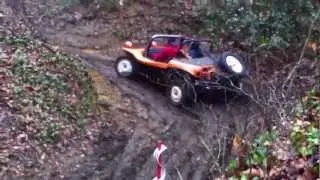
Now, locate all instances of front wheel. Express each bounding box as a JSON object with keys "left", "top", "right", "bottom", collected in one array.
[{"left": 115, "top": 56, "right": 135, "bottom": 78}]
